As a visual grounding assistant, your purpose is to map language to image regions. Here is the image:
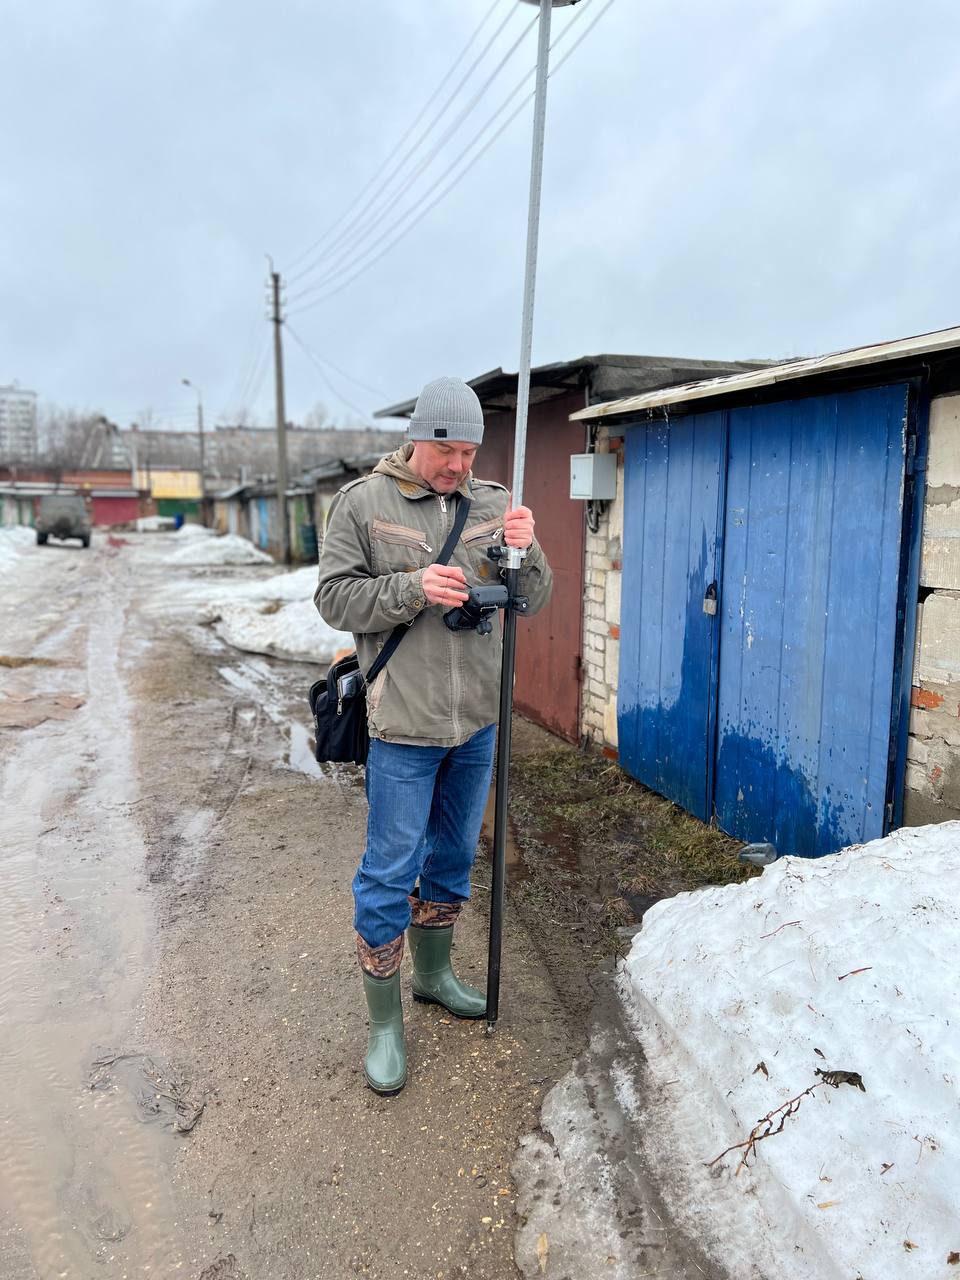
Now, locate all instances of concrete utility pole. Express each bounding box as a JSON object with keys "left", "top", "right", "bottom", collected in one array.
[
  {"left": 181, "top": 378, "right": 206, "bottom": 524},
  {"left": 270, "top": 268, "right": 291, "bottom": 564}
]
